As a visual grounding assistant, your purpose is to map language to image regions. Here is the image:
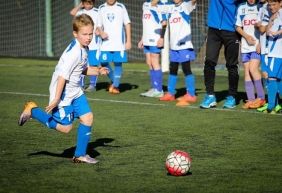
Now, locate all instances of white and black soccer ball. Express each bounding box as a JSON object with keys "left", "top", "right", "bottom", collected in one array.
[{"left": 165, "top": 150, "right": 192, "bottom": 176}]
